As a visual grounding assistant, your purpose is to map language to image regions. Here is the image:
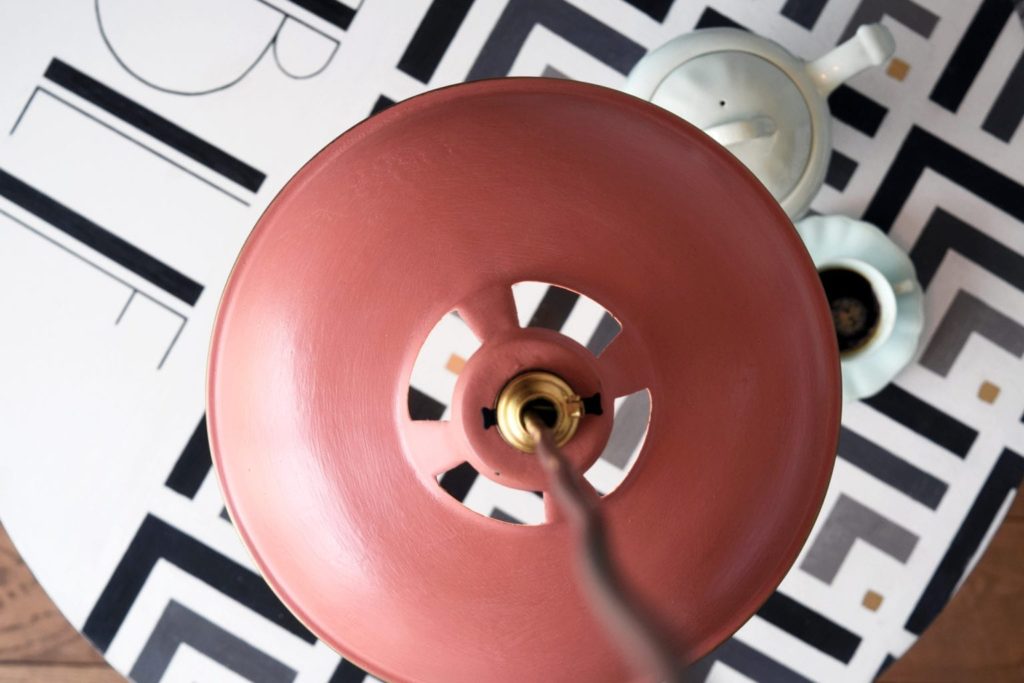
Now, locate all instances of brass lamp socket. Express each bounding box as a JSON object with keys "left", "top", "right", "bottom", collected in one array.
[{"left": 494, "top": 371, "right": 582, "bottom": 453}]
